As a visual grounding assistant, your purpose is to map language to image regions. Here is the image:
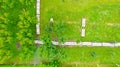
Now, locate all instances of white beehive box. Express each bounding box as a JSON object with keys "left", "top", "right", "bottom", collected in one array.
[
  {"left": 36, "top": 23, "right": 40, "bottom": 34},
  {"left": 82, "top": 18, "right": 86, "bottom": 27},
  {"left": 36, "top": 0, "right": 40, "bottom": 15},
  {"left": 50, "top": 18, "right": 54, "bottom": 23},
  {"left": 81, "top": 28, "right": 85, "bottom": 37}
]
